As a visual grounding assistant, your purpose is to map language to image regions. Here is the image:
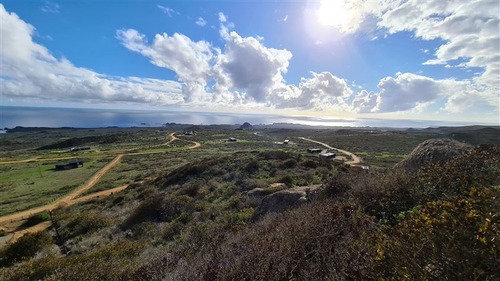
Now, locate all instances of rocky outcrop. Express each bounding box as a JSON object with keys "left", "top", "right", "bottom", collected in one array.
[
  {"left": 394, "top": 138, "right": 472, "bottom": 172},
  {"left": 250, "top": 185, "right": 321, "bottom": 222},
  {"left": 239, "top": 122, "right": 253, "bottom": 130}
]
